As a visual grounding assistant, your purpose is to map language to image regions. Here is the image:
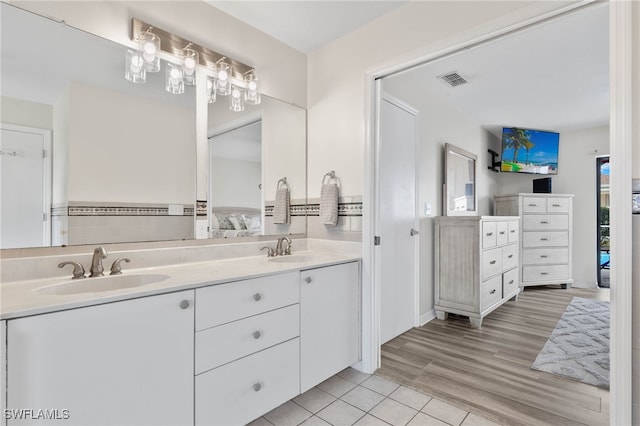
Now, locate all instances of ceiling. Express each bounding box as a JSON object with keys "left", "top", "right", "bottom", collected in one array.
[{"left": 206, "top": 0, "right": 408, "bottom": 53}]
